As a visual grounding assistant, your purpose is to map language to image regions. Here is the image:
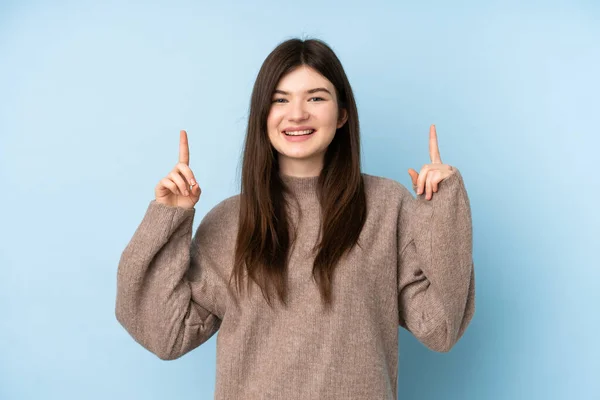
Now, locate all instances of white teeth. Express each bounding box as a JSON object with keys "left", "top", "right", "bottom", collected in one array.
[{"left": 284, "top": 129, "right": 314, "bottom": 136}]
